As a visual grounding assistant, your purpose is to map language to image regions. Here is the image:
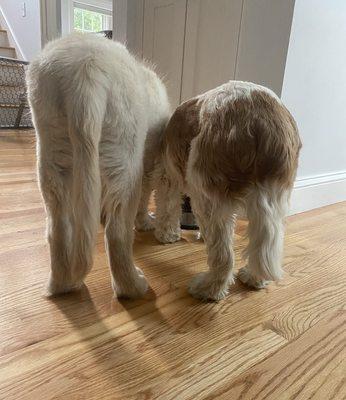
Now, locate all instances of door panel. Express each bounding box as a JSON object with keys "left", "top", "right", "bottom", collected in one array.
[
  {"left": 181, "top": 0, "right": 243, "bottom": 101},
  {"left": 235, "top": 0, "right": 295, "bottom": 96},
  {"left": 143, "top": 0, "right": 187, "bottom": 107}
]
